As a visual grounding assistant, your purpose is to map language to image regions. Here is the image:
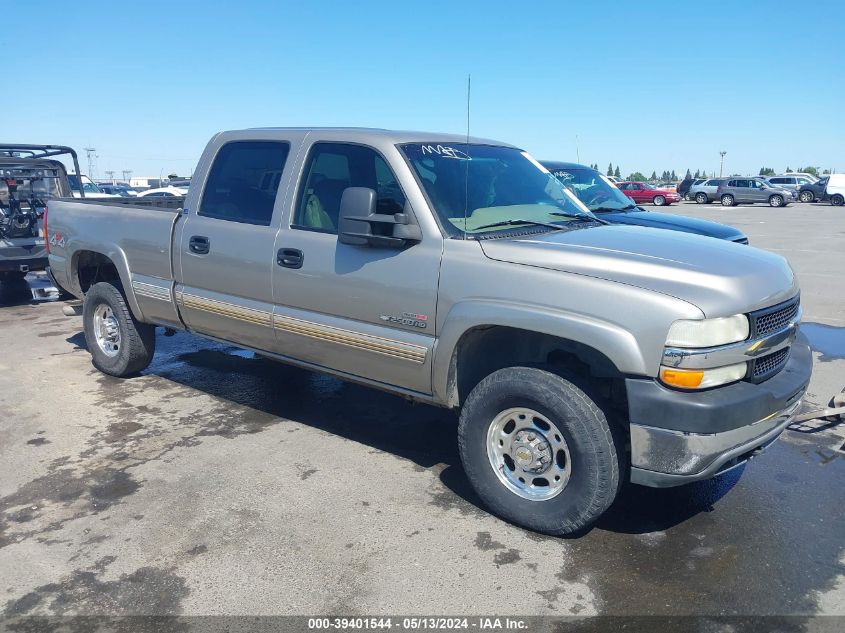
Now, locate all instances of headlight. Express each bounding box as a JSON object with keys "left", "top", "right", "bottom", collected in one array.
[
  {"left": 660, "top": 362, "right": 747, "bottom": 389},
  {"left": 665, "top": 314, "right": 749, "bottom": 348}
]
